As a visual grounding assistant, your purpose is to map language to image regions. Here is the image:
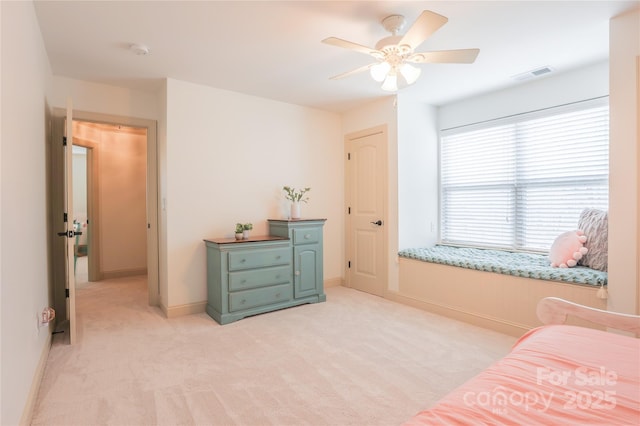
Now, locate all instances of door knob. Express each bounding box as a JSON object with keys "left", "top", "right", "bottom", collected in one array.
[{"left": 370, "top": 220, "right": 383, "bottom": 226}]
